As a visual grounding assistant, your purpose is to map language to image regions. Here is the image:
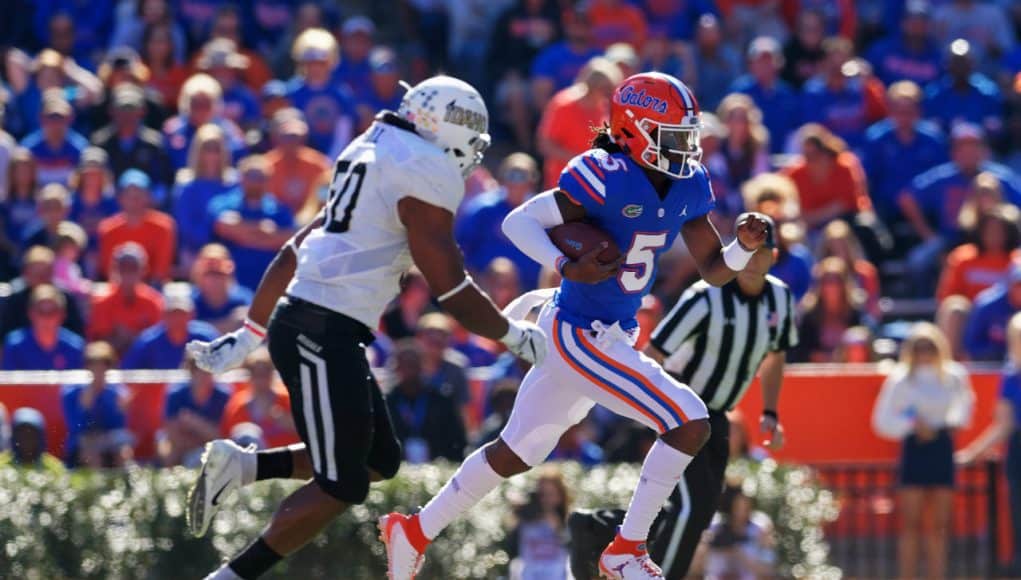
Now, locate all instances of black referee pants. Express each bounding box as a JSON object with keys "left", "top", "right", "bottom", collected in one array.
[{"left": 568, "top": 410, "right": 730, "bottom": 579}]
